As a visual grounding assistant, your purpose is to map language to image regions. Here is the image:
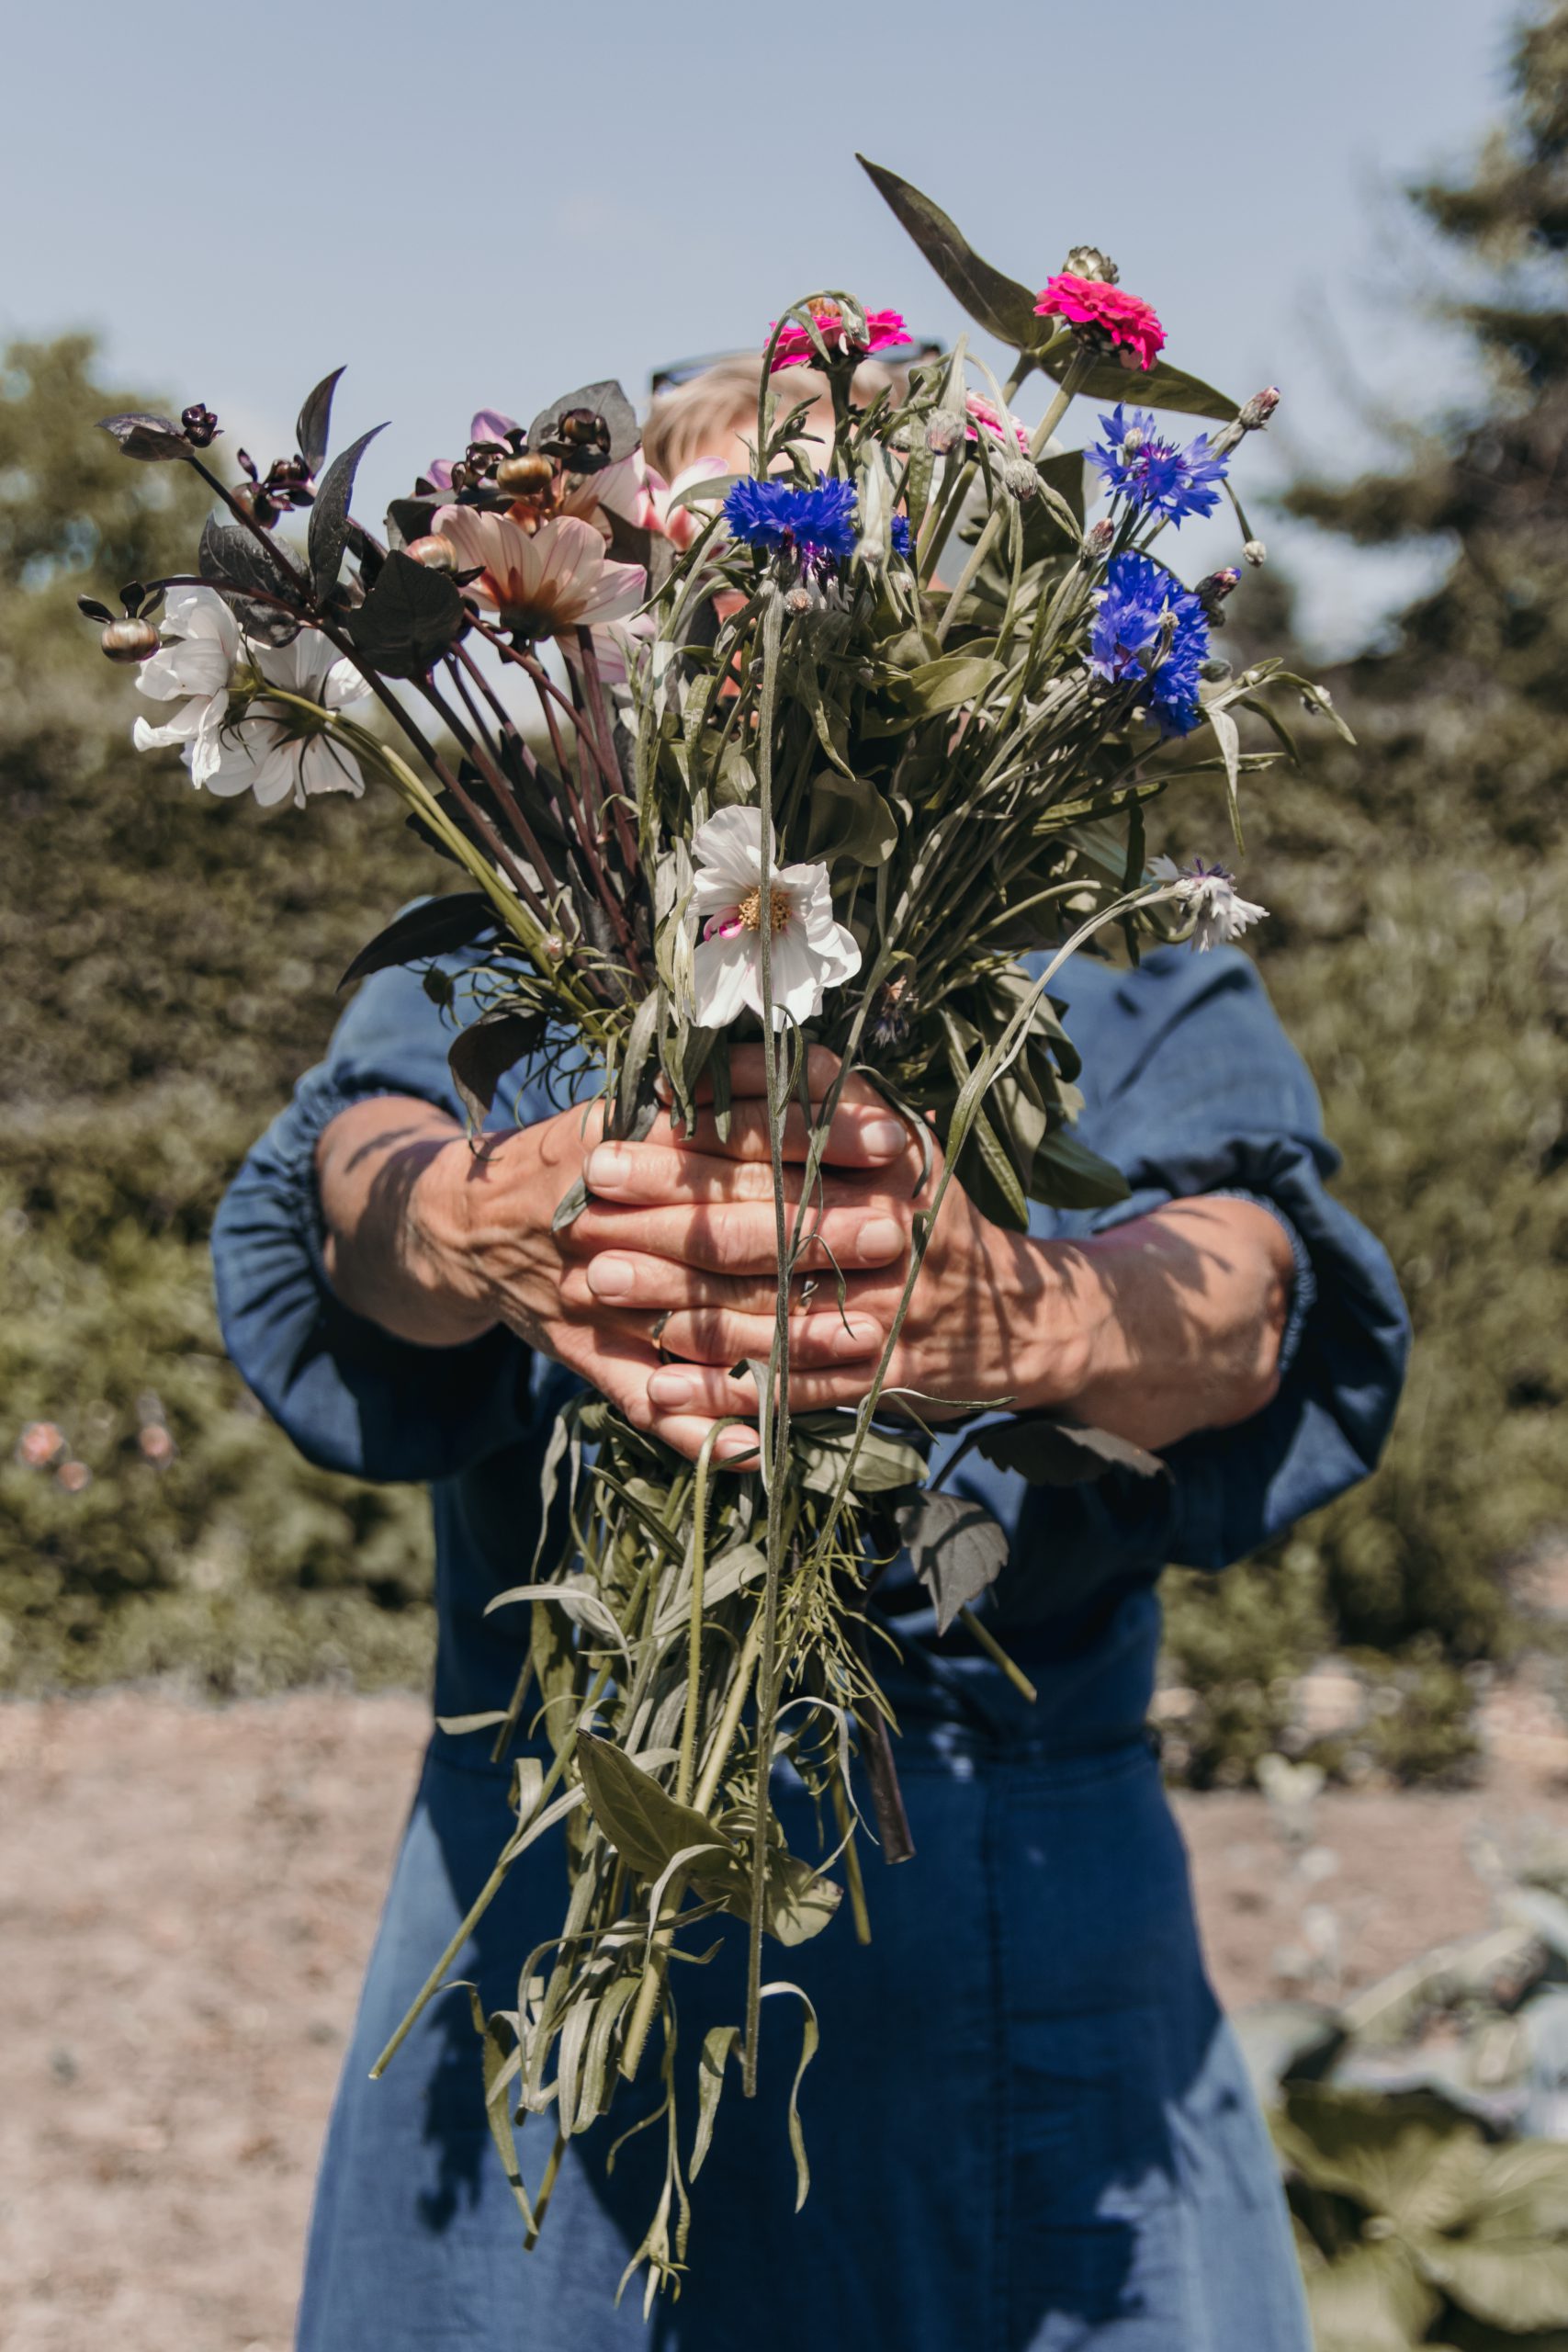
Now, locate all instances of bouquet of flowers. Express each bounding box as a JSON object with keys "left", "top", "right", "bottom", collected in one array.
[{"left": 85, "top": 159, "right": 1344, "bottom": 2301}]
